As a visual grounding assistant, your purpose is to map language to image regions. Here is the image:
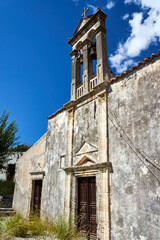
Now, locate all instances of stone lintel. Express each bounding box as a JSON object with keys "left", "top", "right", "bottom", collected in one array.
[
  {"left": 63, "top": 162, "right": 111, "bottom": 172},
  {"left": 68, "top": 10, "right": 107, "bottom": 46},
  {"left": 29, "top": 171, "right": 45, "bottom": 176}
]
